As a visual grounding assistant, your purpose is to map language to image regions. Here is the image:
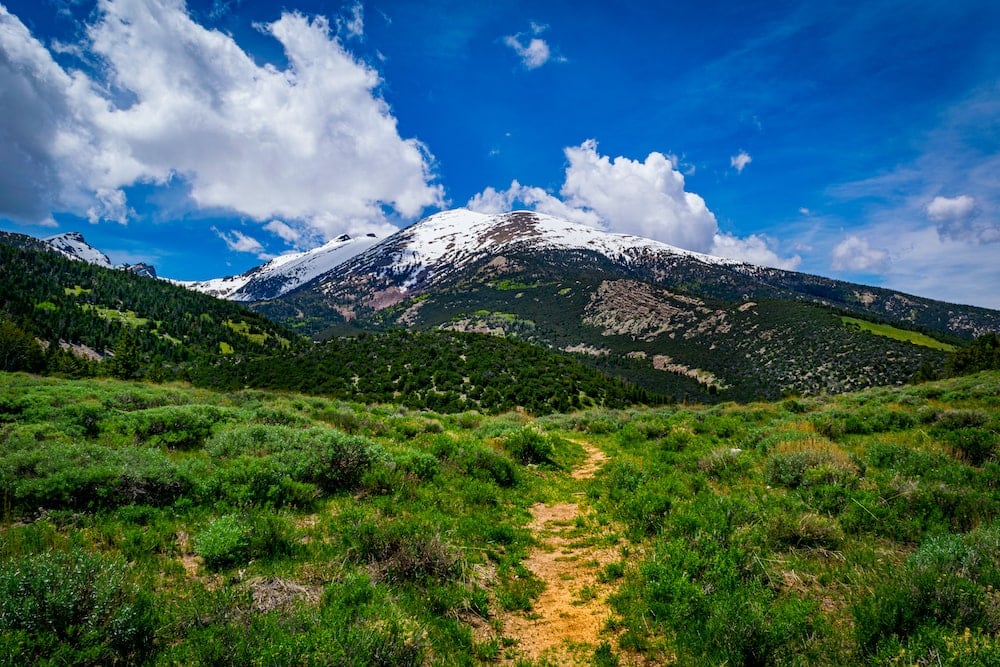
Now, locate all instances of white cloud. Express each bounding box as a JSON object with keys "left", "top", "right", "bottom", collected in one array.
[
  {"left": 469, "top": 140, "right": 799, "bottom": 269},
  {"left": 711, "top": 232, "right": 800, "bottom": 270},
  {"left": 213, "top": 226, "right": 268, "bottom": 257},
  {"left": 0, "top": 0, "right": 442, "bottom": 239},
  {"left": 730, "top": 150, "right": 752, "bottom": 173},
  {"left": 503, "top": 22, "right": 563, "bottom": 69},
  {"left": 338, "top": 1, "right": 364, "bottom": 40},
  {"left": 86, "top": 188, "right": 132, "bottom": 225},
  {"left": 924, "top": 194, "right": 993, "bottom": 242},
  {"left": 264, "top": 219, "right": 301, "bottom": 245},
  {"left": 830, "top": 235, "right": 889, "bottom": 272},
  {"left": 926, "top": 194, "right": 975, "bottom": 222}
]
